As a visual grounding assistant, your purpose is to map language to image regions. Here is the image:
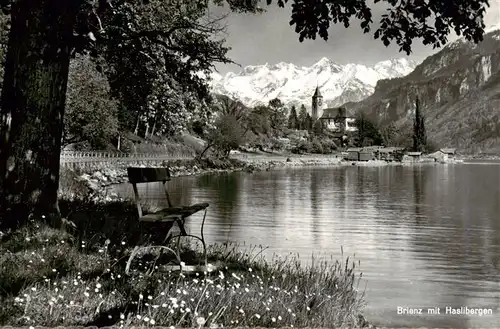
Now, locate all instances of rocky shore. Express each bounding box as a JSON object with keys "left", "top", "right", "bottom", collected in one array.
[{"left": 59, "top": 155, "right": 350, "bottom": 202}]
